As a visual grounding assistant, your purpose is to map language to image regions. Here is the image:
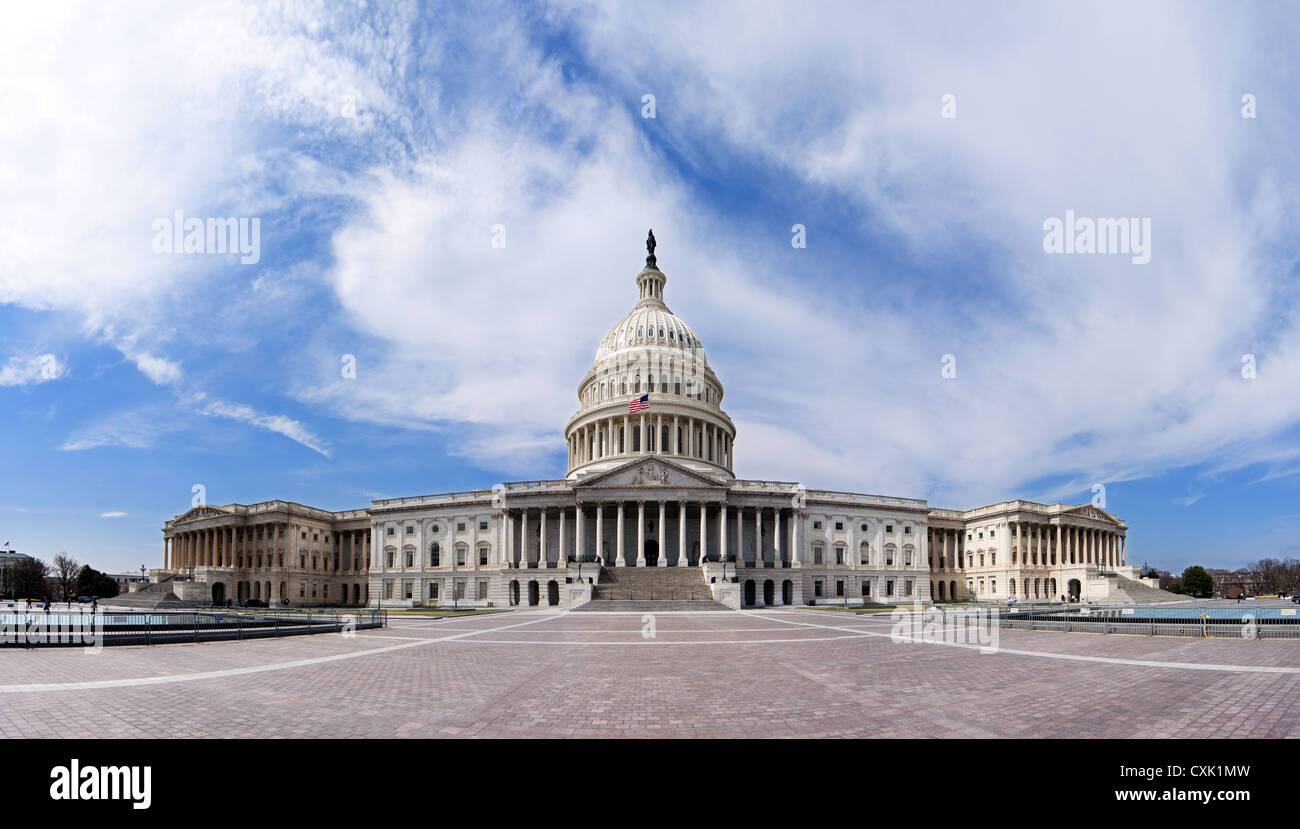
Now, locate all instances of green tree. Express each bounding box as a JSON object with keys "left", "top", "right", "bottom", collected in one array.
[{"left": 1182, "top": 565, "right": 1214, "bottom": 598}]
